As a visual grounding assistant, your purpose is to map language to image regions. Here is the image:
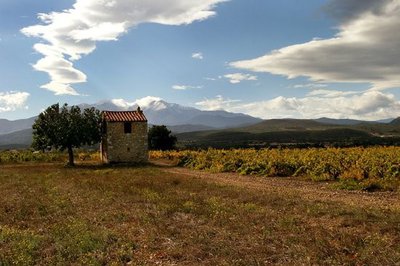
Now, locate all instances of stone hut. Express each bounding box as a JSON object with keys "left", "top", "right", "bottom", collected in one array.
[{"left": 100, "top": 108, "right": 148, "bottom": 163}]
